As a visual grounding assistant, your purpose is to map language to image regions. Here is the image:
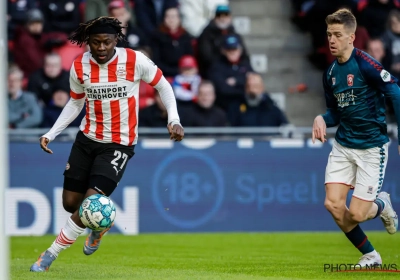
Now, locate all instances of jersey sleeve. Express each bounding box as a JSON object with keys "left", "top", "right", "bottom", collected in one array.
[
  {"left": 355, "top": 50, "right": 399, "bottom": 91},
  {"left": 135, "top": 51, "right": 163, "bottom": 86},
  {"left": 69, "top": 63, "right": 86, "bottom": 100},
  {"left": 356, "top": 50, "right": 400, "bottom": 144},
  {"left": 321, "top": 69, "right": 340, "bottom": 127},
  {"left": 41, "top": 60, "right": 86, "bottom": 141}
]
